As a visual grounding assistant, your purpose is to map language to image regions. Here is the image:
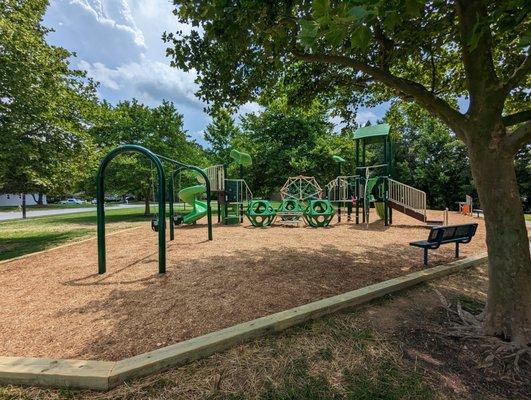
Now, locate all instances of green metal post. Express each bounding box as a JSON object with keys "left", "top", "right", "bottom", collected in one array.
[
  {"left": 169, "top": 171, "right": 175, "bottom": 241},
  {"left": 223, "top": 164, "right": 228, "bottom": 224},
  {"left": 383, "top": 137, "right": 389, "bottom": 226},
  {"left": 96, "top": 144, "right": 166, "bottom": 274}
]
